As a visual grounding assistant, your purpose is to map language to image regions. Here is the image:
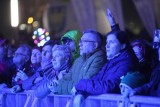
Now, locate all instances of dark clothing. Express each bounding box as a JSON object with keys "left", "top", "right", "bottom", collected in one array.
[
  {"left": 75, "top": 48, "right": 139, "bottom": 95},
  {"left": 134, "top": 62, "right": 160, "bottom": 97},
  {"left": 12, "top": 63, "right": 32, "bottom": 86},
  {"left": 22, "top": 62, "right": 53, "bottom": 90},
  {"left": 0, "top": 57, "right": 14, "bottom": 87}
]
